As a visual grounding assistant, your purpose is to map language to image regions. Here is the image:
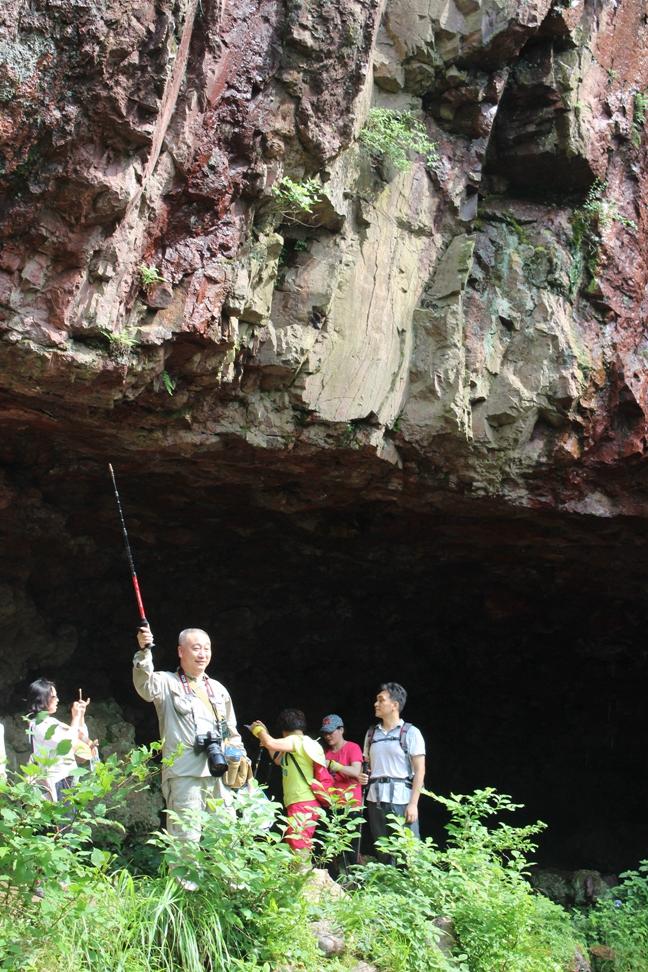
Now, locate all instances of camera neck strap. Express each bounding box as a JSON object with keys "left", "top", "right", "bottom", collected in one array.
[
  {"left": 177, "top": 668, "right": 222, "bottom": 725},
  {"left": 177, "top": 668, "right": 216, "bottom": 698}
]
